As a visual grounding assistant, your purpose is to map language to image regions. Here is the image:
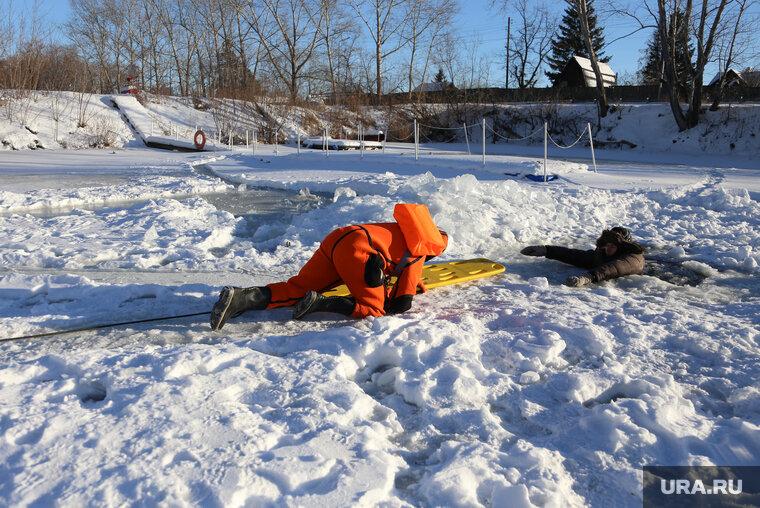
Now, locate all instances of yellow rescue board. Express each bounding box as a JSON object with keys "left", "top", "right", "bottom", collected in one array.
[{"left": 322, "top": 258, "right": 505, "bottom": 297}]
